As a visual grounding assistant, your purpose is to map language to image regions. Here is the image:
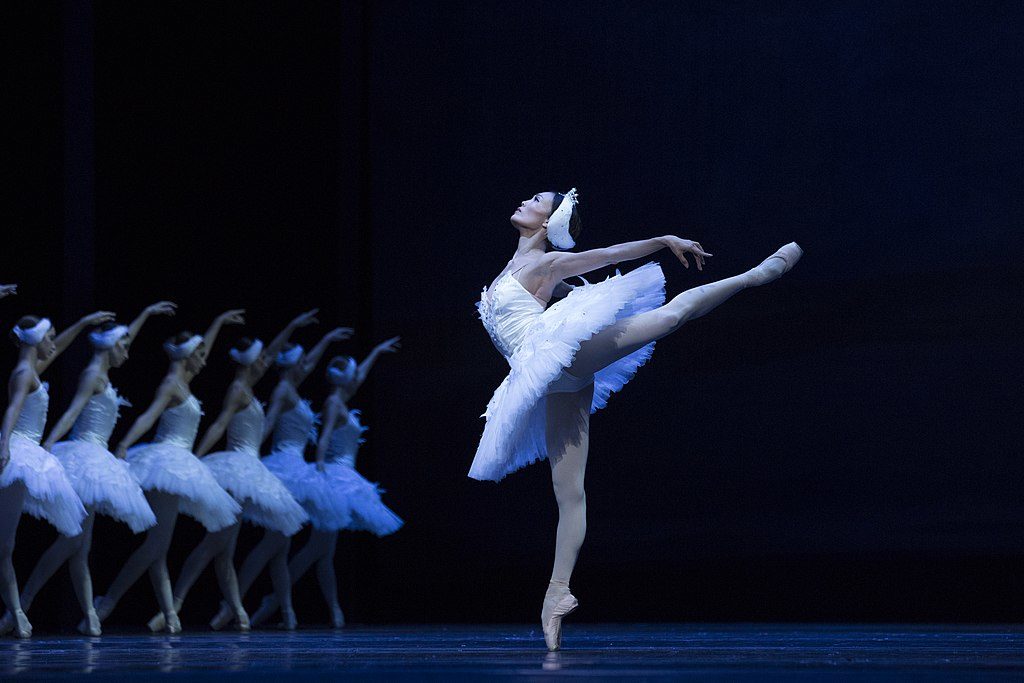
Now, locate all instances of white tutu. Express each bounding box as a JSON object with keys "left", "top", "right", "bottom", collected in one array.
[
  {"left": 322, "top": 462, "right": 403, "bottom": 536},
  {"left": 263, "top": 448, "right": 351, "bottom": 532},
  {"left": 203, "top": 450, "right": 308, "bottom": 536},
  {"left": 127, "top": 443, "right": 241, "bottom": 532},
  {"left": 51, "top": 441, "right": 156, "bottom": 533},
  {"left": 471, "top": 262, "right": 666, "bottom": 481},
  {"left": 1, "top": 435, "right": 86, "bottom": 536}
]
